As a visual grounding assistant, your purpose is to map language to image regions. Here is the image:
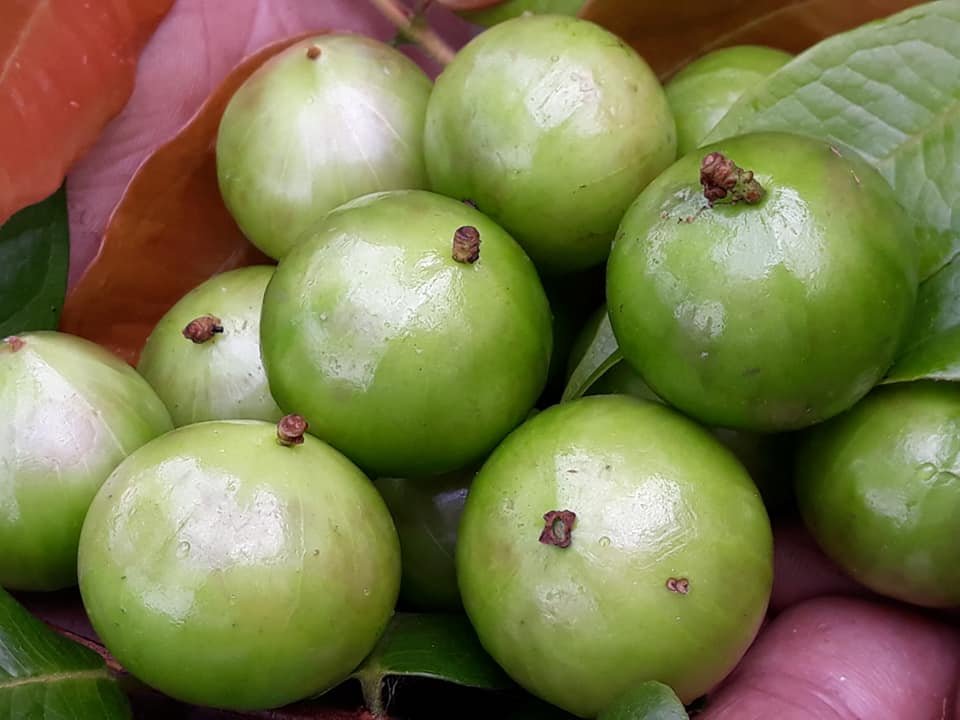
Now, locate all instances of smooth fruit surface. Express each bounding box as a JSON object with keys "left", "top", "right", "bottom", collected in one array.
[
  {"left": 217, "top": 34, "right": 432, "bottom": 259},
  {"left": 0, "top": 332, "right": 172, "bottom": 590},
  {"left": 77, "top": 420, "right": 401, "bottom": 710},
  {"left": 457, "top": 395, "right": 773, "bottom": 716},
  {"left": 138, "top": 266, "right": 282, "bottom": 426},
  {"left": 607, "top": 132, "right": 918, "bottom": 432},
  {"left": 424, "top": 14, "right": 676, "bottom": 274},
  {"left": 375, "top": 469, "right": 472, "bottom": 611},
  {"left": 665, "top": 45, "right": 792, "bottom": 156},
  {"left": 261, "top": 190, "right": 553, "bottom": 478},
  {"left": 461, "top": 0, "right": 586, "bottom": 27},
  {"left": 796, "top": 381, "right": 960, "bottom": 608}
]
